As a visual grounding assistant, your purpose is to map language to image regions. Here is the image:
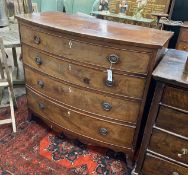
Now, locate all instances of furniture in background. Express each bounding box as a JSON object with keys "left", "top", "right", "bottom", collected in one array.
[
  {"left": 16, "top": 12, "right": 172, "bottom": 167},
  {"left": 108, "top": 0, "right": 171, "bottom": 19},
  {"left": 0, "top": 38, "right": 16, "bottom": 133},
  {"left": 0, "top": 23, "right": 23, "bottom": 85},
  {"left": 151, "top": 12, "right": 169, "bottom": 29},
  {"left": 92, "top": 0, "right": 172, "bottom": 27},
  {"left": 133, "top": 49, "right": 188, "bottom": 175},
  {"left": 91, "top": 11, "right": 154, "bottom": 27},
  {"left": 176, "top": 22, "right": 188, "bottom": 51},
  {"left": 163, "top": 0, "right": 188, "bottom": 49}
]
